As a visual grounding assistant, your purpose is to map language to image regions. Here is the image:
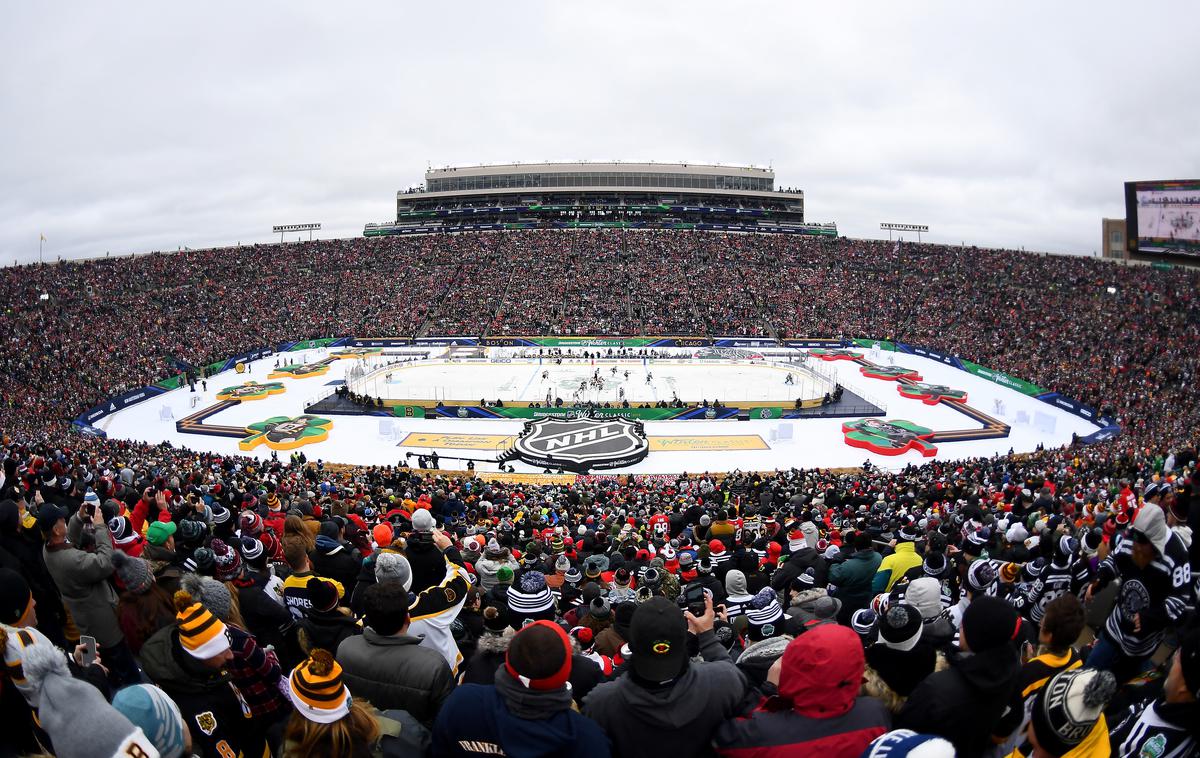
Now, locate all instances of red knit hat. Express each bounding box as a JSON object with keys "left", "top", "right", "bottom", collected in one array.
[{"left": 505, "top": 621, "right": 572, "bottom": 690}]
